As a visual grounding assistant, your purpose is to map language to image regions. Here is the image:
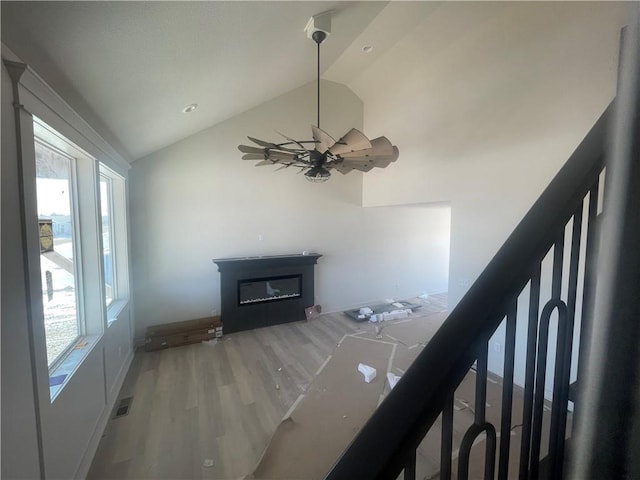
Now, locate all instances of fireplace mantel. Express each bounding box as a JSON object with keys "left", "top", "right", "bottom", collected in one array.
[
  {"left": 213, "top": 253, "right": 322, "bottom": 271},
  {"left": 213, "top": 254, "right": 321, "bottom": 333}
]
